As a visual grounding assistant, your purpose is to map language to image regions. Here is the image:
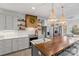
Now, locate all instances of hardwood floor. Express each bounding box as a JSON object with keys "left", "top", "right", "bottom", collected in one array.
[{"left": 4, "top": 48, "right": 31, "bottom": 56}]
